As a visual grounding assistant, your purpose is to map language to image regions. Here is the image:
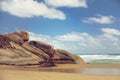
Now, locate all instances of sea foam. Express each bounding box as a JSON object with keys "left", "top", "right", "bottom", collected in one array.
[{"left": 79, "top": 54, "right": 120, "bottom": 64}]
